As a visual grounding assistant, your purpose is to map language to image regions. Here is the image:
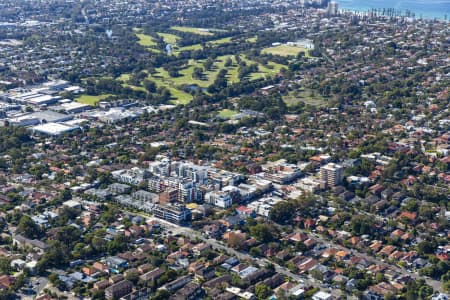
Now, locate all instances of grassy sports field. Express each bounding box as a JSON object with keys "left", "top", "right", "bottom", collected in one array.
[
  {"left": 75, "top": 94, "right": 114, "bottom": 105},
  {"left": 171, "top": 26, "right": 214, "bottom": 36},
  {"left": 262, "top": 44, "right": 310, "bottom": 57}
]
